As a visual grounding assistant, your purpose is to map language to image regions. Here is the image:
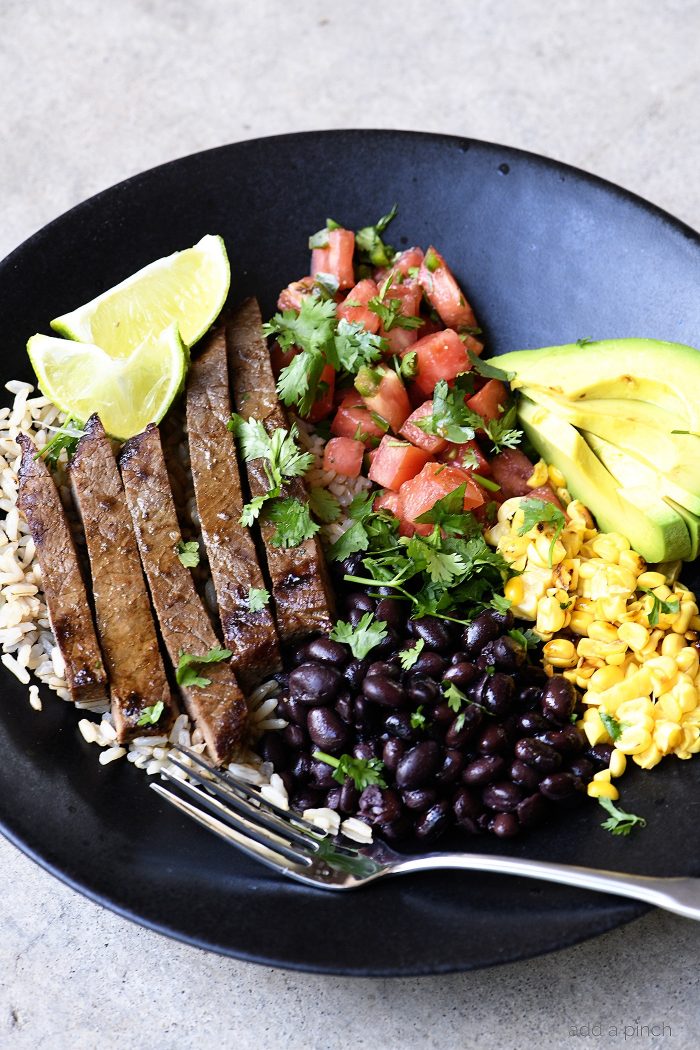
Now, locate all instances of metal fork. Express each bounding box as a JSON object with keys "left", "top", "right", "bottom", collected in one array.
[{"left": 151, "top": 746, "right": 700, "bottom": 920}]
